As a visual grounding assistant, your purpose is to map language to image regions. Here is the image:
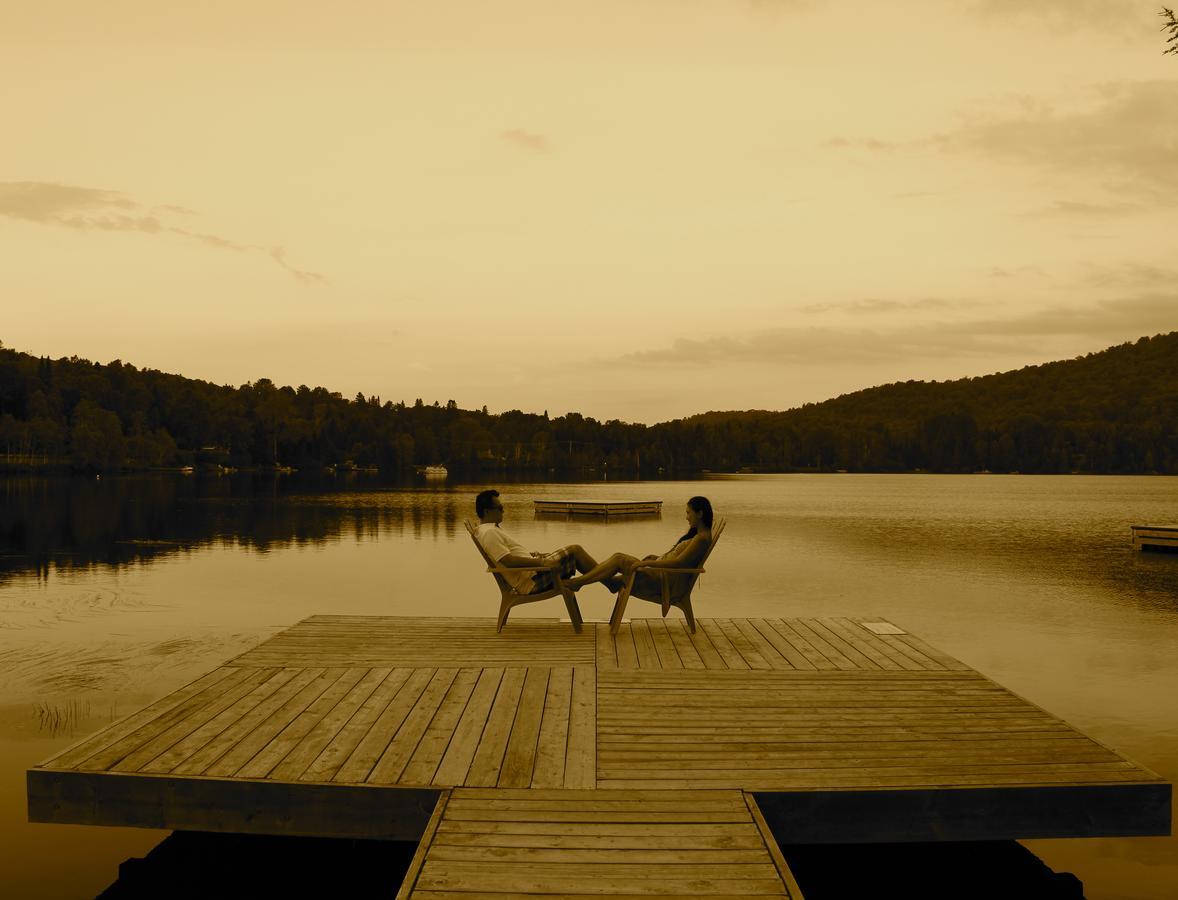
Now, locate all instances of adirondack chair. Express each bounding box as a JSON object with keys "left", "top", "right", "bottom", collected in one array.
[
  {"left": 465, "top": 520, "right": 584, "bottom": 634},
  {"left": 608, "top": 518, "right": 725, "bottom": 635}
]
